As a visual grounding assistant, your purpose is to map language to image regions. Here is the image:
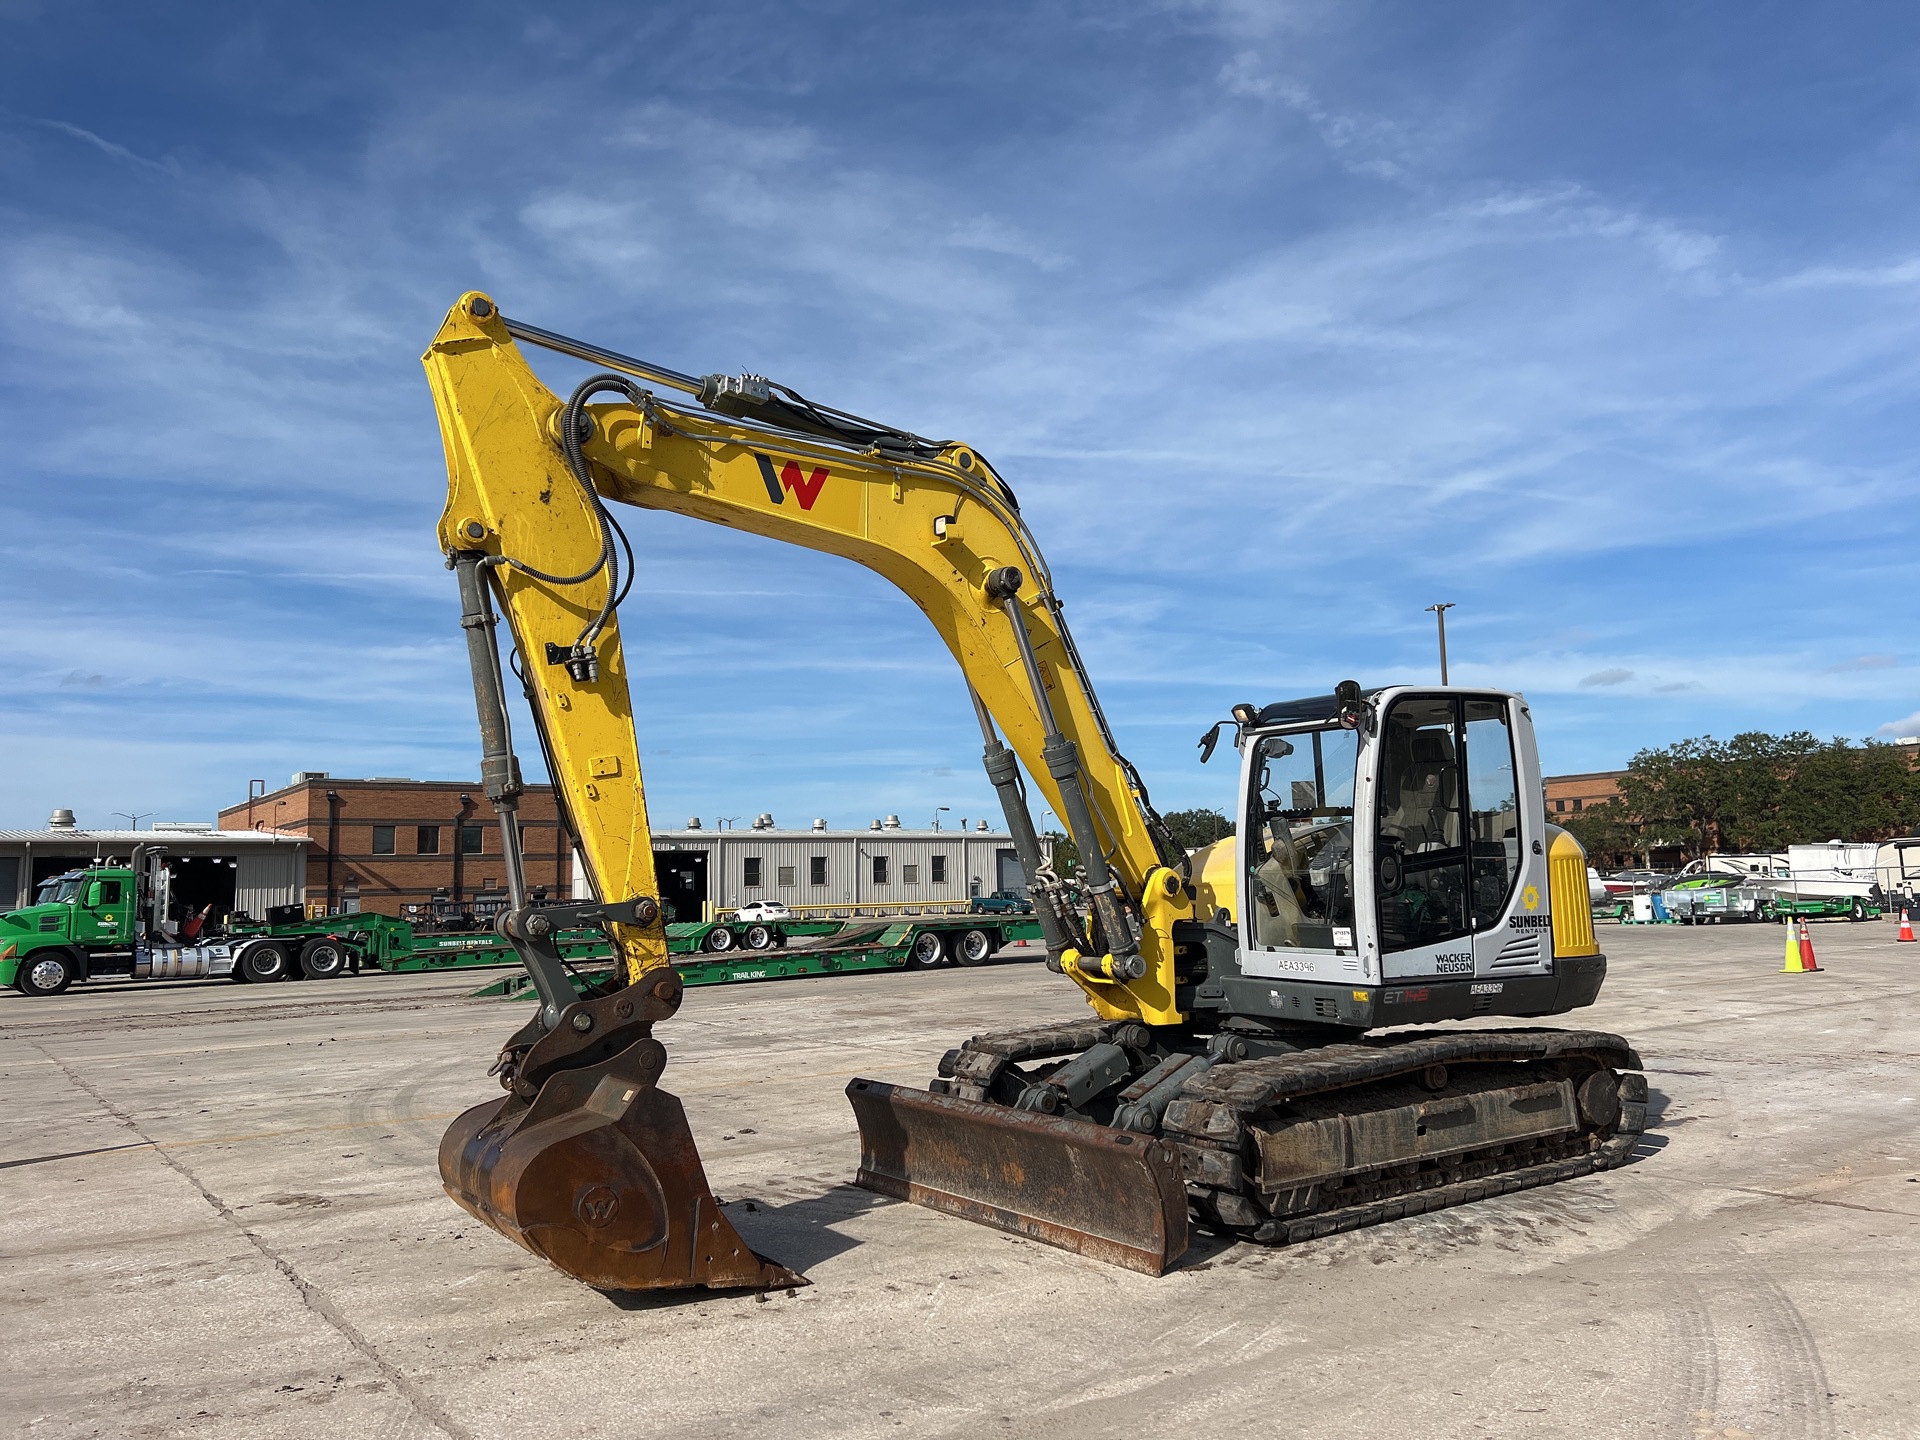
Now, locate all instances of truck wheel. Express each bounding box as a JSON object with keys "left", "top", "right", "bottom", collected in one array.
[
  {"left": 955, "top": 928, "right": 995, "bottom": 966},
  {"left": 299, "top": 939, "right": 348, "bottom": 979},
  {"left": 704, "top": 927, "right": 735, "bottom": 953},
  {"left": 906, "top": 930, "right": 946, "bottom": 969},
  {"left": 239, "top": 941, "right": 292, "bottom": 983},
  {"left": 744, "top": 924, "right": 774, "bottom": 950},
  {"left": 17, "top": 949, "right": 76, "bottom": 996}
]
